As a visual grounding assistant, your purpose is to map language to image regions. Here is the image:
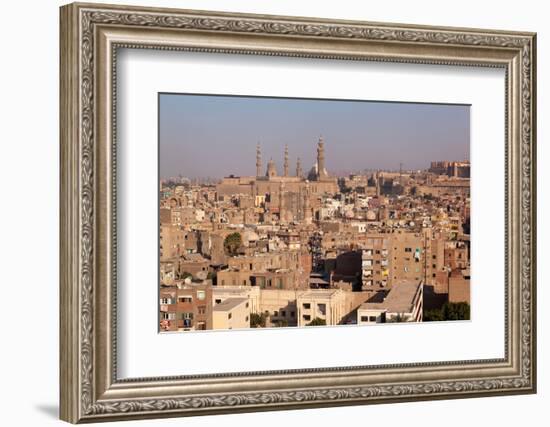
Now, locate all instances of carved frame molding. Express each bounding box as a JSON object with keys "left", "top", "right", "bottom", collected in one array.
[{"left": 60, "top": 2, "right": 536, "bottom": 423}]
